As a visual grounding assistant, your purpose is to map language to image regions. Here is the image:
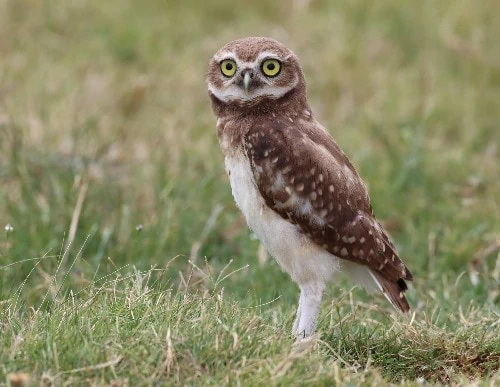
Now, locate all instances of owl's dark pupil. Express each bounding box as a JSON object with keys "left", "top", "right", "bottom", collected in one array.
[
  {"left": 226, "top": 63, "right": 233, "bottom": 70},
  {"left": 267, "top": 63, "right": 275, "bottom": 70}
]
